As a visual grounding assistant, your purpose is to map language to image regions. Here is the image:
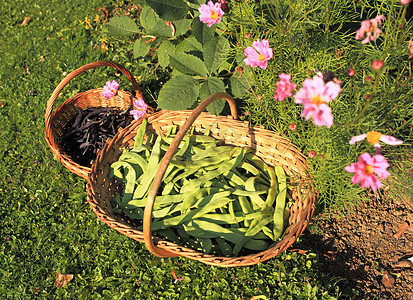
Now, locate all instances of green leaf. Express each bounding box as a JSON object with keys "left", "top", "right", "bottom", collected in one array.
[
  {"left": 140, "top": 5, "right": 158, "bottom": 31},
  {"left": 199, "top": 77, "right": 226, "bottom": 115},
  {"left": 192, "top": 17, "right": 214, "bottom": 46},
  {"left": 230, "top": 75, "right": 250, "bottom": 98},
  {"left": 149, "top": 21, "right": 173, "bottom": 37},
  {"left": 133, "top": 39, "right": 151, "bottom": 59},
  {"left": 169, "top": 52, "right": 208, "bottom": 77},
  {"left": 203, "top": 36, "right": 230, "bottom": 73},
  {"left": 140, "top": 5, "right": 173, "bottom": 37},
  {"left": 157, "top": 75, "right": 200, "bottom": 110},
  {"left": 174, "top": 19, "right": 192, "bottom": 37},
  {"left": 157, "top": 40, "right": 176, "bottom": 69},
  {"left": 144, "top": 0, "right": 188, "bottom": 21},
  {"left": 106, "top": 16, "right": 139, "bottom": 37},
  {"left": 175, "top": 36, "right": 203, "bottom": 60}
]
